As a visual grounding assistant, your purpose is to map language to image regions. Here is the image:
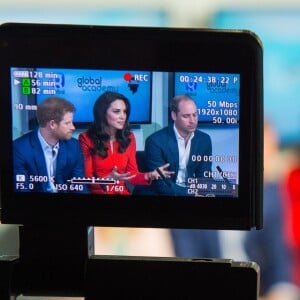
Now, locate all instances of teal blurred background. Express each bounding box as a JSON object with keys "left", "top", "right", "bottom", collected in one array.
[{"left": 1, "top": 1, "right": 300, "bottom": 299}]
